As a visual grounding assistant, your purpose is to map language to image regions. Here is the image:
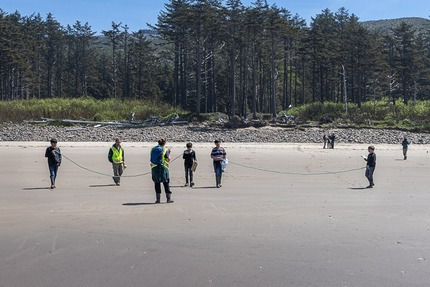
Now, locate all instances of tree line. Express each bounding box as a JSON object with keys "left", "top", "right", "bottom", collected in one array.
[{"left": 1, "top": 0, "right": 430, "bottom": 118}]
